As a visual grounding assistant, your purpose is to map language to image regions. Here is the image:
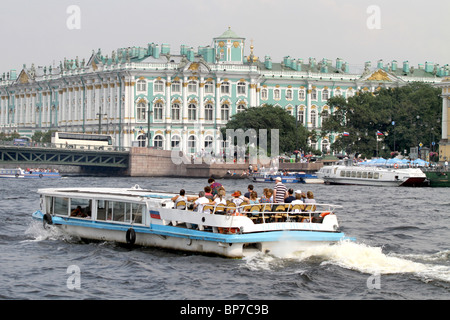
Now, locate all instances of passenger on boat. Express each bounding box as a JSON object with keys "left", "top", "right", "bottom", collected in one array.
[
  {"left": 231, "top": 190, "right": 249, "bottom": 207},
  {"left": 208, "top": 178, "right": 223, "bottom": 197},
  {"left": 171, "top": 189, "right": 197, "bottom": 208},
  {"left": 273, "top": 177, "right": 288, "bottom": 203},
  {"left": 244, "top": 184, "right": 254, "bottom": 198},
  {"left": 193, "top": 191, "right": 211, "bottom": 213},
  {"left": 304, "top": 191, "right": 316, "bottom": 204},
  {"left": 291, "top": 190, "right": 303, "bottom": 205},
  {"left": 260, "top": 188, "right": 273, "bottom": 204},
  {"left": 204, "top": 186, "right": 214, "bottom": 200},
  {"left": 70, "top": 206, "right": 83, "bottom": 217},
  {"left": 284, "top": 188, "right": 295, "bottom": 203},
  {"left": 249, "top": 191, "right": 259, "bottom": 204},
  {"left": 215, "top": 189, "right": 227, "bottom": 206}
]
